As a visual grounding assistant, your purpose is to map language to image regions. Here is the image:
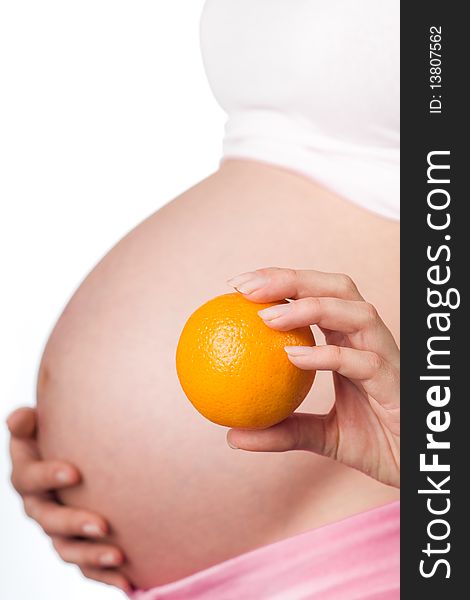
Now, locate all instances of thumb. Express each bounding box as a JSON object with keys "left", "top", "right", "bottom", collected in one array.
[{"left": 227, "top": 412, "right": 337, "bottom": 458}]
